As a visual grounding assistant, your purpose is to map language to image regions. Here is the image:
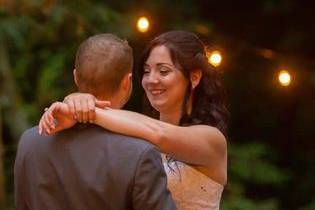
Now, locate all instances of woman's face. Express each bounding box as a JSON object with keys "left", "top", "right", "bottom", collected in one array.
[{"left": 142, "top": 45, "right": 189, "bottom": 113}]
